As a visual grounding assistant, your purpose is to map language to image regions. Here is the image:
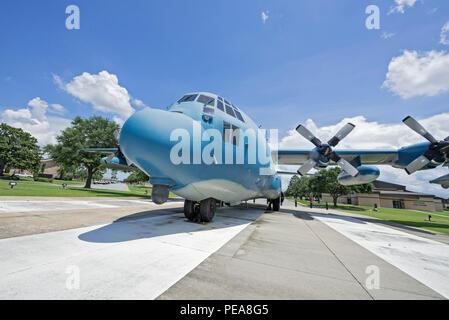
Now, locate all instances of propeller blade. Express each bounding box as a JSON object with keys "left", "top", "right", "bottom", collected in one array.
[
  {"left": 296, "top": 125, "right": 322, "bottom": 147},
  {"left": 297, "top": 158, "right": 317, "bottom": 176},
  {"left": 445, "top": 136, "right": 449, "bottom": 142},
  {"left": 336, "top": 158, "right": 359, "bottom": 177},
  {"left": 402, "top": 116, "right": 437, "bottom": 143},
  {"left": 328, "top": 123, "right": 355, "bottom": 147},
  {"left": 114, "top": 129, "right": 121, "bottom": 141},
  {"left": 405, "top": 155, "right": 431, "bottom": 175}
]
